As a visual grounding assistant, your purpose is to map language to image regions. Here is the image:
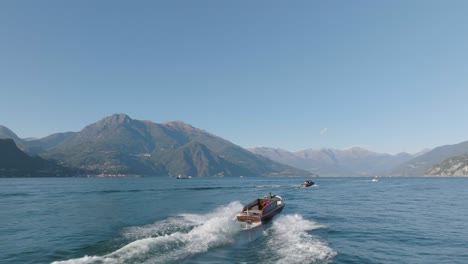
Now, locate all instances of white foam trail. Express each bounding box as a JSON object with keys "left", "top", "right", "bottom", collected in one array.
[
  {"left": 122, "top": 216, "right": 194, "bottom": 240},
  {"left": 240, "top": 221, "right": 262, "bottom": 230},
  {"left": 262, "top": 214, "right": 336, "bottom": 264},
  {"left": 52, "top": 201, "right": 243, "bottom": 264}
]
